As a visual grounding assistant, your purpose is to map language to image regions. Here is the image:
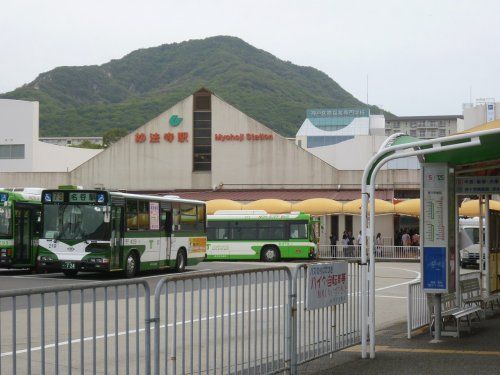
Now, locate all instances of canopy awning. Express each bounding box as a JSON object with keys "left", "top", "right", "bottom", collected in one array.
[
  {"left": 243, "top": 199, "right": 293, "bottom": 214},
  {"left": 459, "top": 199, "right": 500, "bottom": 217},
  {"left": 206, "top": 199, "right": 242, "bottom": 214},
  {"left": 394, "top": 199, "right": 420, "bottom": 217},
  {"left": 291, "top": 198, "right": 343, "bottom": 215},
  {"left": 342, "top": 198, "right": 394, "bottom": 215}
]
